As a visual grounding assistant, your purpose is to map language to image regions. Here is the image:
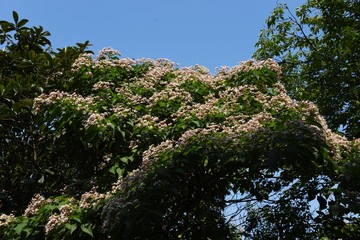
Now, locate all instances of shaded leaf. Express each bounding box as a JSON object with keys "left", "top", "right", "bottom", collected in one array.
[{"left": 80, "top": 224, "right": 94, "bottom": 237}]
